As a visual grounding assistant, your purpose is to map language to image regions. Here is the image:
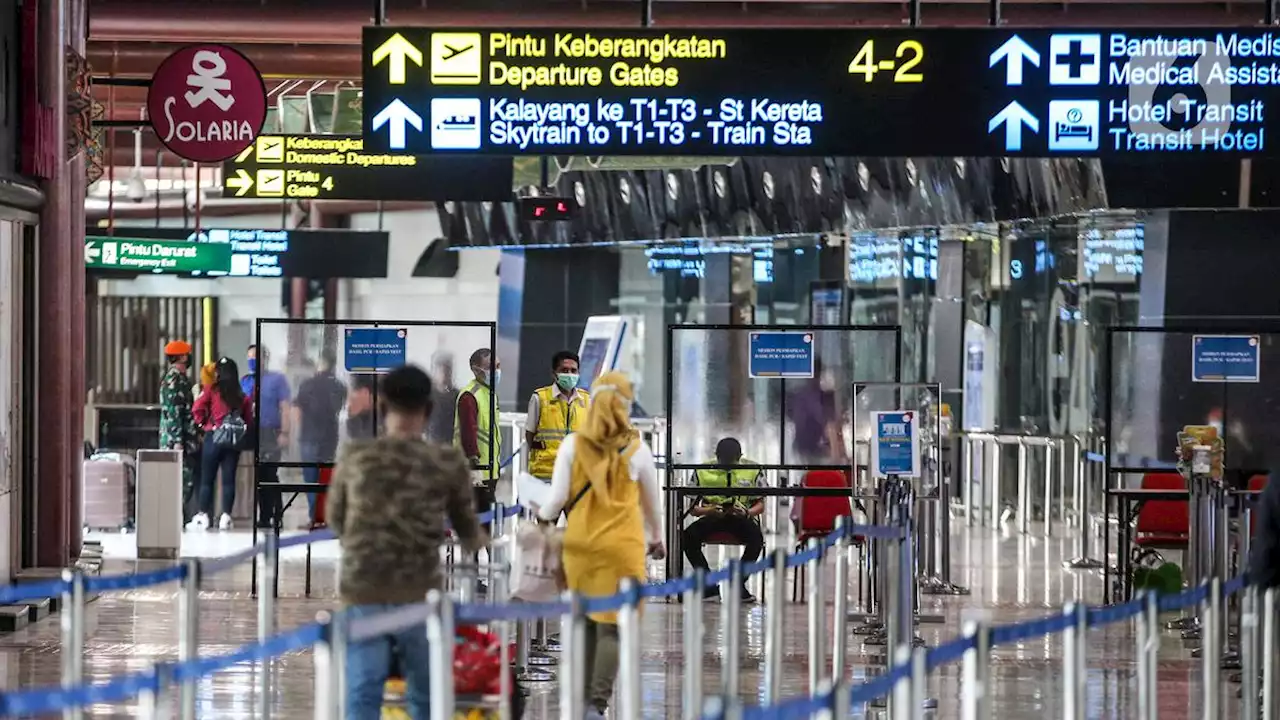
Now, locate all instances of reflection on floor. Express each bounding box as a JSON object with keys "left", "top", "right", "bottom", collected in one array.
[{"left": 0, "top": 521, "right": 1239, "bottom": 719}]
